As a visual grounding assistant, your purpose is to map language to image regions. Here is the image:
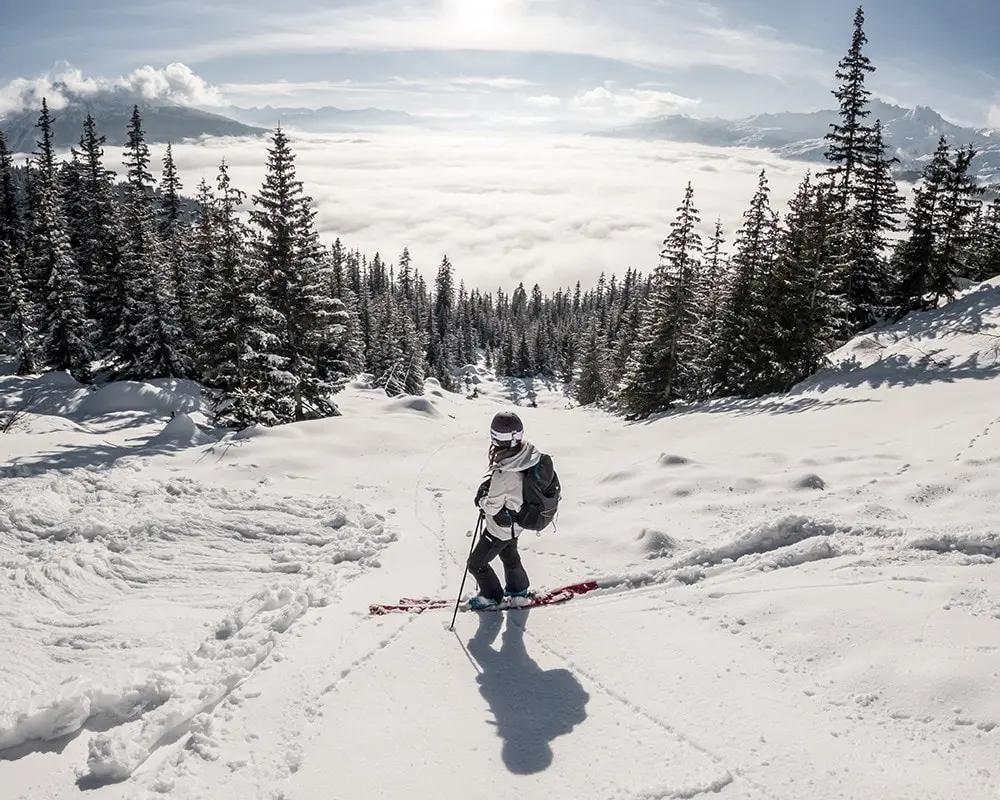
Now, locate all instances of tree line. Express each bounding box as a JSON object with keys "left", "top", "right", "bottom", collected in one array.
[{"left": 0, "top": 7, "right": 998, "bottom": 424}]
